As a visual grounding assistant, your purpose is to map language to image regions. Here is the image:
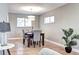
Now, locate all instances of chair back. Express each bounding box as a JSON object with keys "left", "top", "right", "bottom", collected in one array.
[
  {"left": 22, "top": 30, "right": 25, "bottom": 37},
  {"left": 22, "top": 29, "right": 27, "bottom": 39},
  {"left": 33, "top": 30, "right": 41, "bottom": 41}
]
